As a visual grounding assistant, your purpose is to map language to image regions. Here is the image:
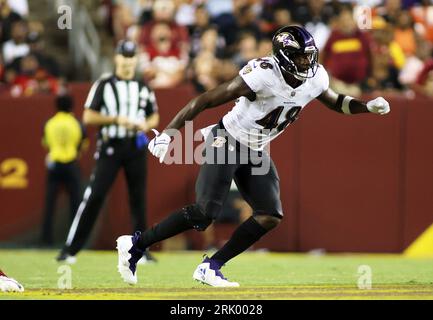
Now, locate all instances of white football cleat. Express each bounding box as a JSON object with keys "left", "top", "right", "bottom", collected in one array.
[
  {"left": 193, "top": 257, "right": 239, "bottom": 288},
  {"left": 0, "top": 271, "right": 24, "bottom": 293},
  {"left": 116, "top": 232, "right": 144, "bottom": 285}
]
